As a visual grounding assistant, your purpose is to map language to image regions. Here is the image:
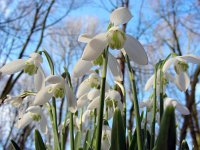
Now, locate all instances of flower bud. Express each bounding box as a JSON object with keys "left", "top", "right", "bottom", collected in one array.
[{"left": 106, "top": 26, "right": 126, "bottom": 50}]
